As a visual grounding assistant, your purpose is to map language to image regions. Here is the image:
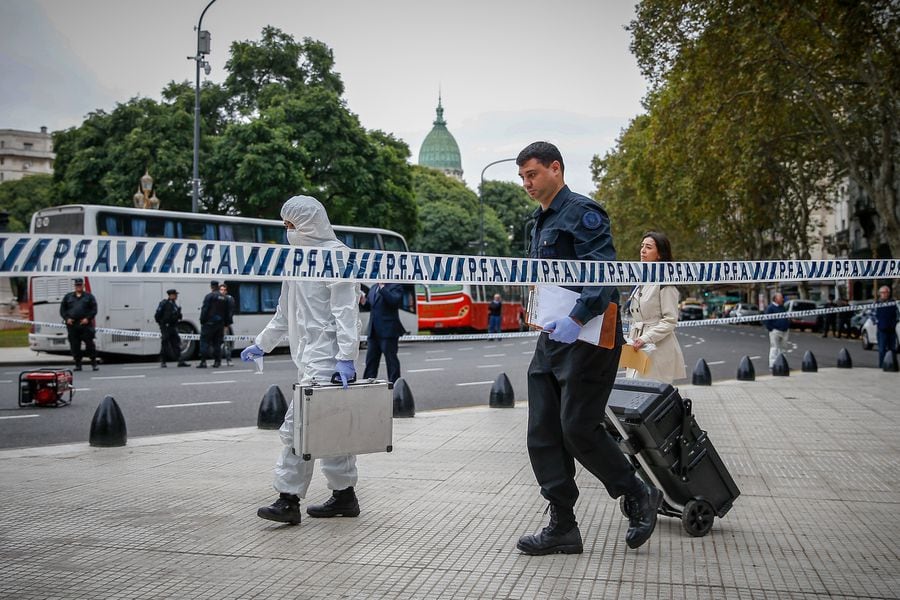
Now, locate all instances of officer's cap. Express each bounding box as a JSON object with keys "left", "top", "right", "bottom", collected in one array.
[
  {"left": 73, "top": 278, "right": 84, "bottom": 285},
  {"left": 167, "top": 289, "right": 178, "bottom": 295},
  {"left": 210, "top": 280, "right": 219, "bottom": 288}
]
